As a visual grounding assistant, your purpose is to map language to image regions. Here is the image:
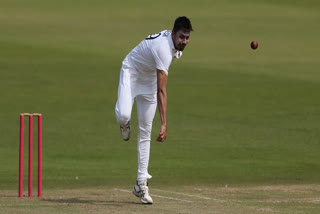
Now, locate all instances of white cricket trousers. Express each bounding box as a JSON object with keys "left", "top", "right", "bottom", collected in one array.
[{"left": 115, "top": 63, "right": 157, "bottom": 181}]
